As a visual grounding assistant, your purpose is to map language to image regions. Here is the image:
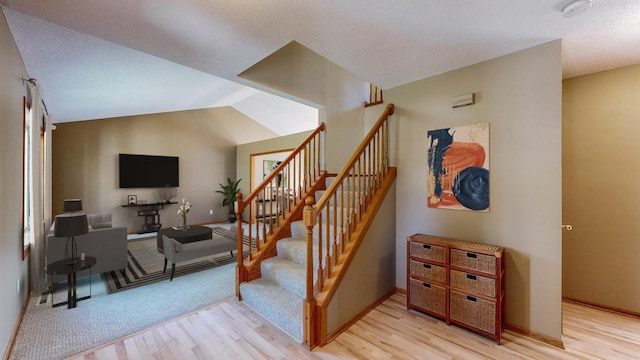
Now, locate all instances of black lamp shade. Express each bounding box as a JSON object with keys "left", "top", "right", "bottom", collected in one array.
[
  {"left": 63, "top": 199, "right": 83, "bottom": 212},
  {"left": 54, "top": 214, "right": 88, "bottom": 237}
]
